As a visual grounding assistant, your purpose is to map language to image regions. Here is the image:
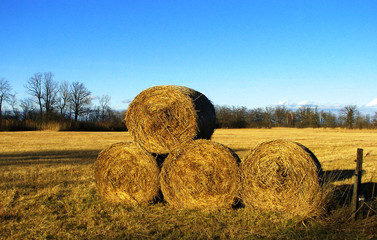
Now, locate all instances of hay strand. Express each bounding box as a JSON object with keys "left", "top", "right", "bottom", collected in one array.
[
  {"left": 160, "top": 139, "right": 241, "bottom": 210},
  {"left": 94, "top": 142, "right": 160, "bottom": 205},
  {"left": 125, "top": 85, "right": 216, "bottom": 154},
  {"left": 241, "top": 139, "right": 324, "bottom": 217}
]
